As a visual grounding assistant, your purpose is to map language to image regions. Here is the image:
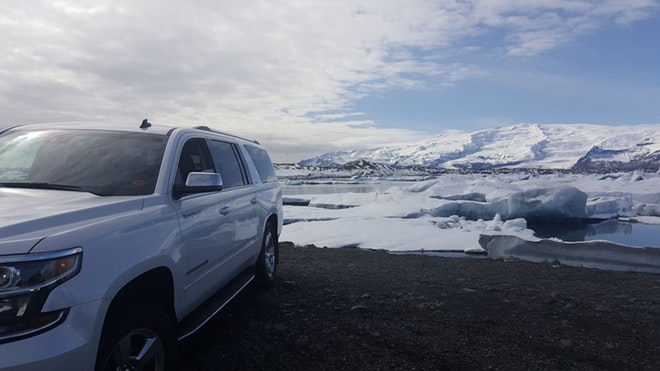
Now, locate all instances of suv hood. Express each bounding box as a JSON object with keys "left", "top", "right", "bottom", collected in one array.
[{"left": 0, "top": 188, "right": 145, "bottom": 255}]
